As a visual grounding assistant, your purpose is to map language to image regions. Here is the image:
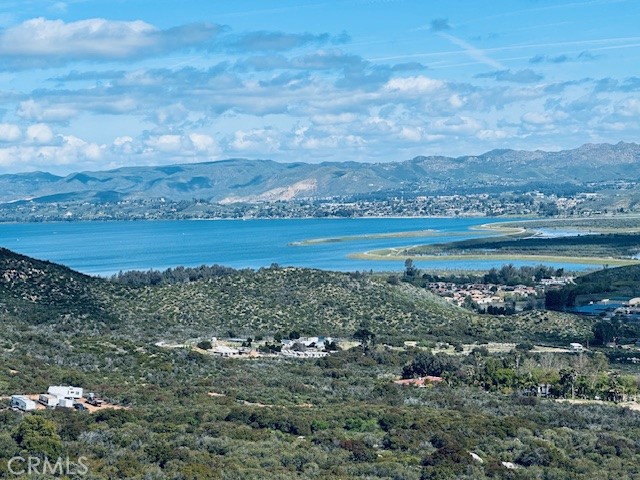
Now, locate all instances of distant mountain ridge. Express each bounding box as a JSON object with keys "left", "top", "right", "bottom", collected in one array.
[{"left": 1, "top": 142, "right": 639, "bottom": 204}]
